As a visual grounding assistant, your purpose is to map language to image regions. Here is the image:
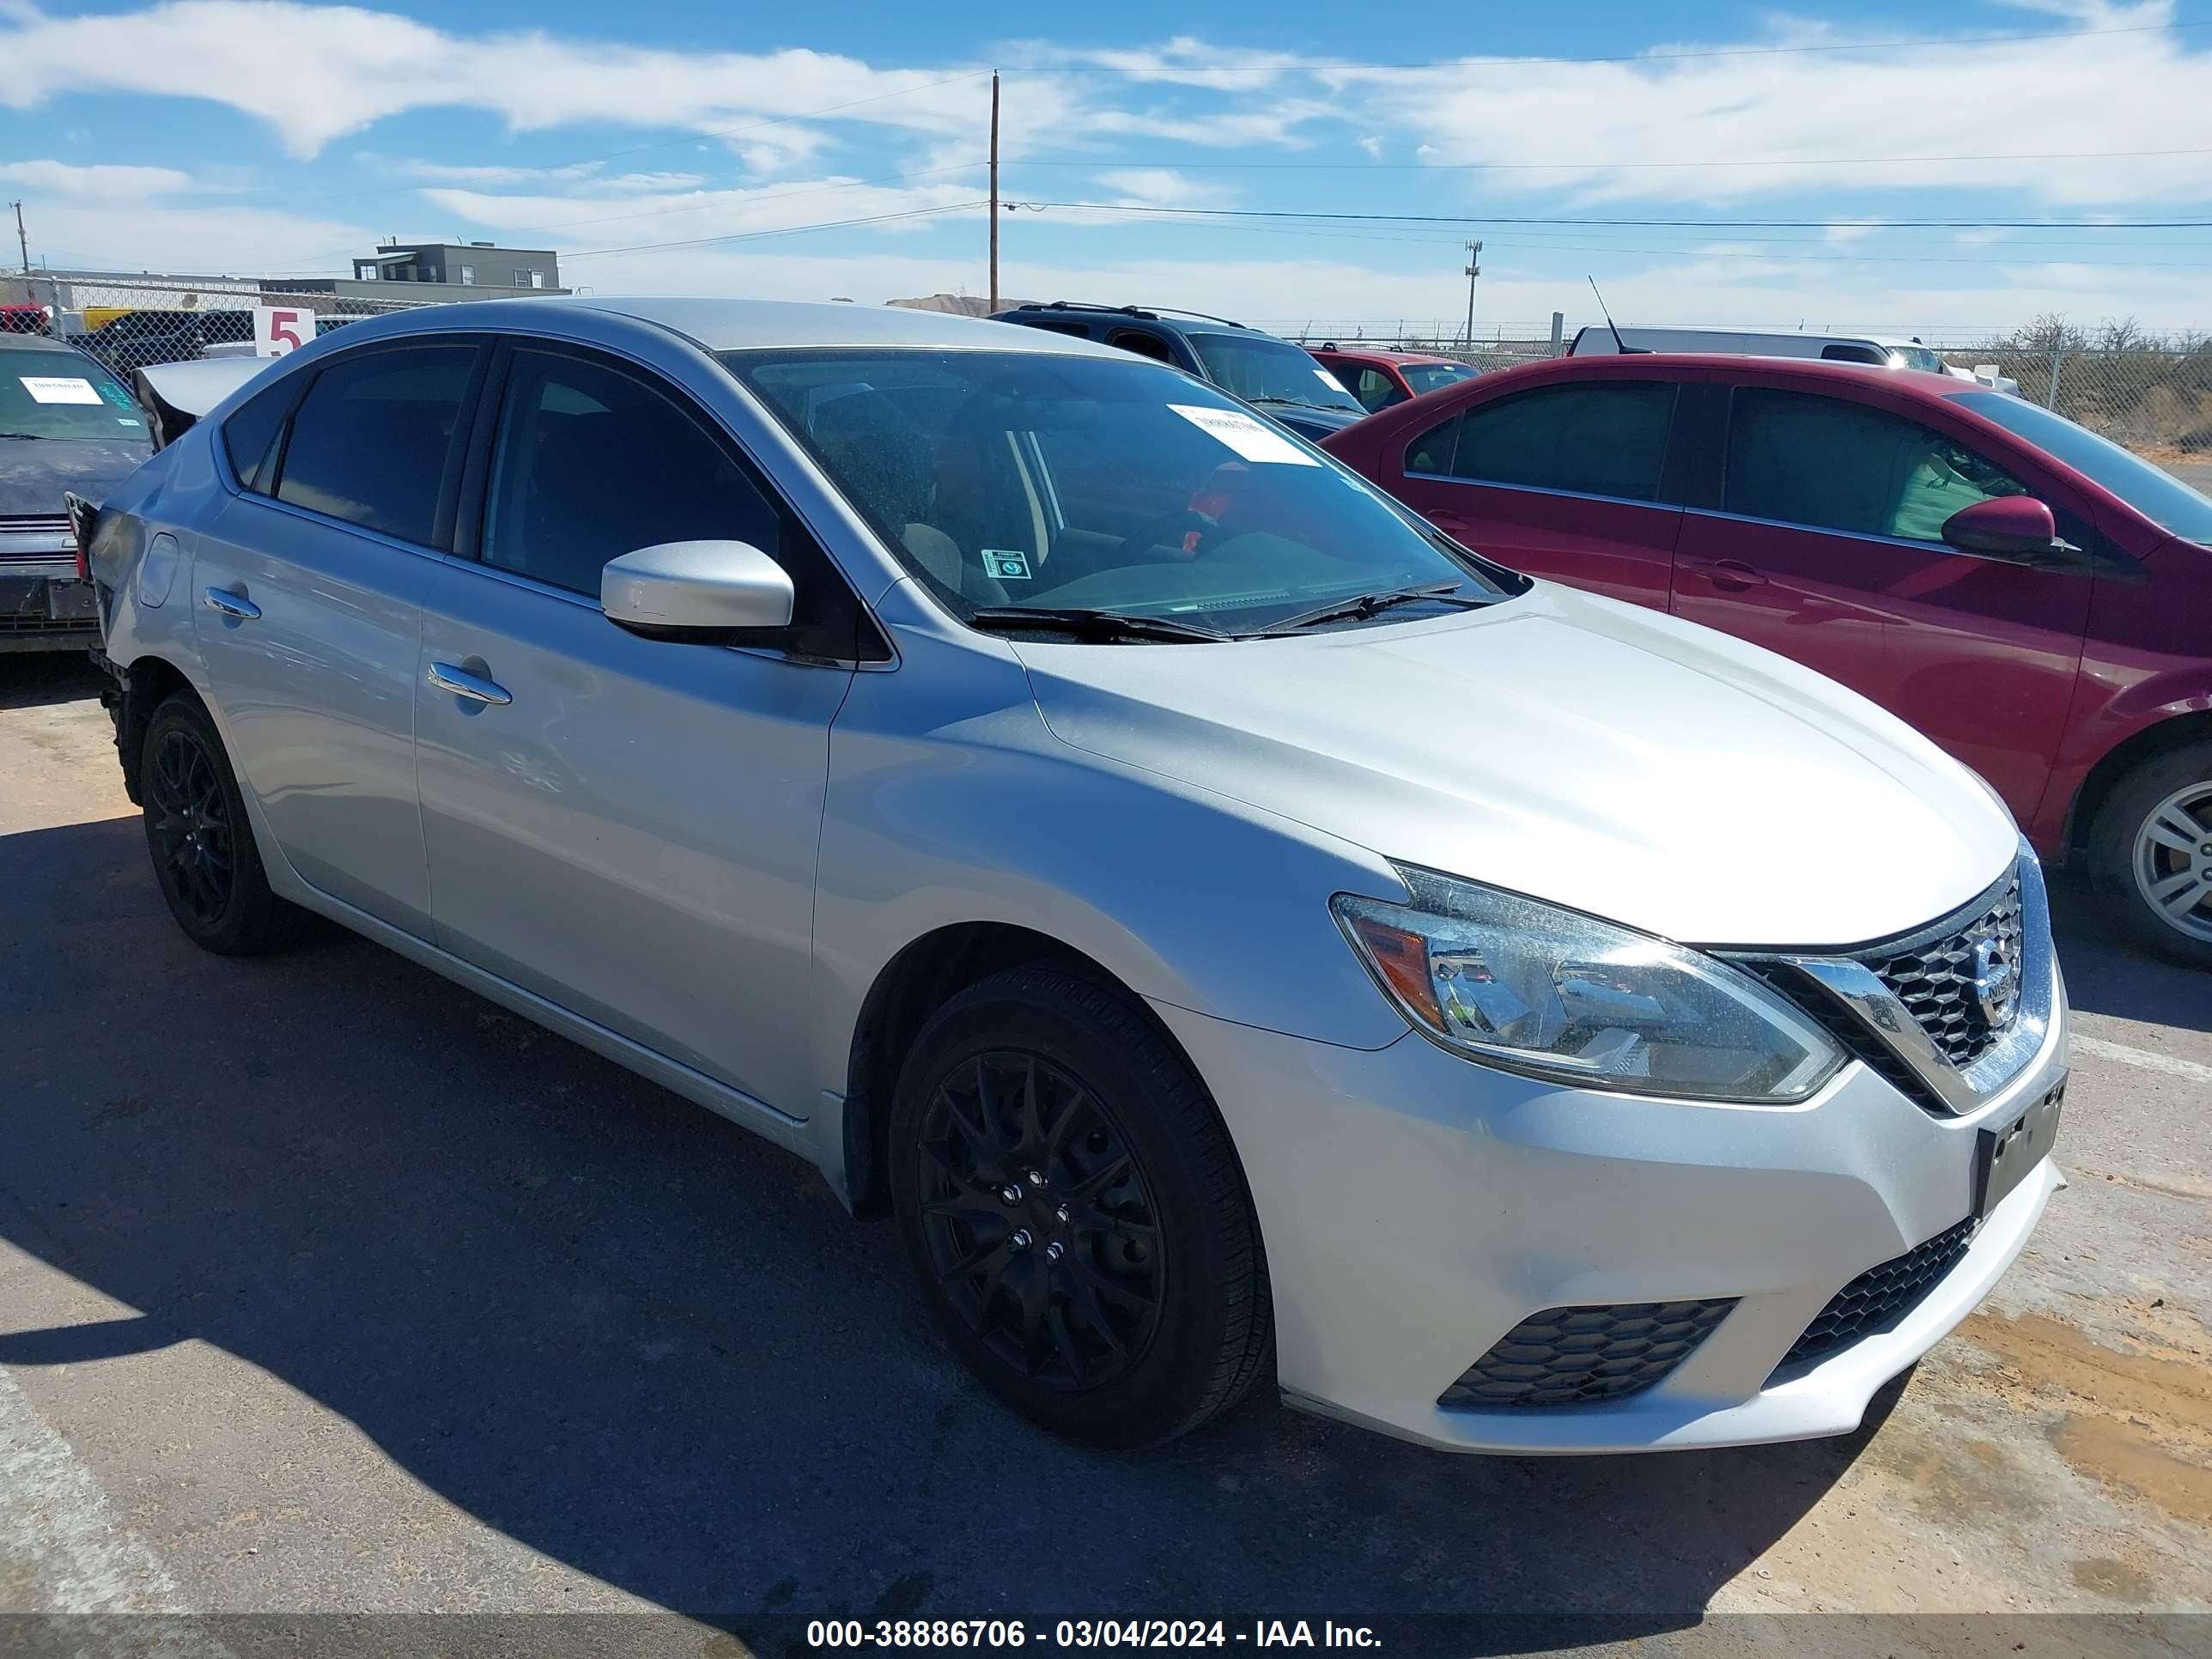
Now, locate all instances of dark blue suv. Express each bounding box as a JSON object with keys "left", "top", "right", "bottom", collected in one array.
[{"left": 988, "top": 302, "right": 1368, "bottom": 441}]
